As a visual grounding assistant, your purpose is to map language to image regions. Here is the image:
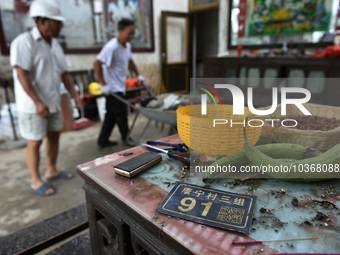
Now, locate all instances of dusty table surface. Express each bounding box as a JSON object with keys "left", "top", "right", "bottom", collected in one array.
[{"left": 78, "top": 134, "right": 340, "bottom": 254}]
